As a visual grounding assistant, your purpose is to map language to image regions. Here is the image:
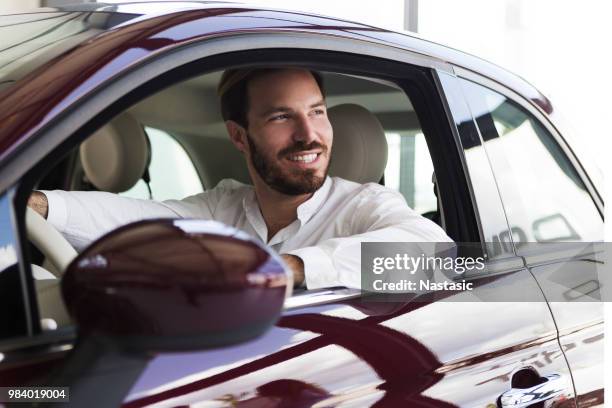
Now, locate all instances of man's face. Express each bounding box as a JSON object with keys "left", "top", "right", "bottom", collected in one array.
[{"left": 243, "top": 69, "right": 333, "bottom": 195}]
